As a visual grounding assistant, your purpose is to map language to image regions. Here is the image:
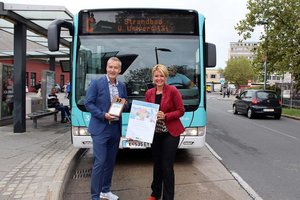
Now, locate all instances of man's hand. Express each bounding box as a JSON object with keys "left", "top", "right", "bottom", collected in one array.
[{"left": 105, "top": 113, "right": 117, "bottom": 121}]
